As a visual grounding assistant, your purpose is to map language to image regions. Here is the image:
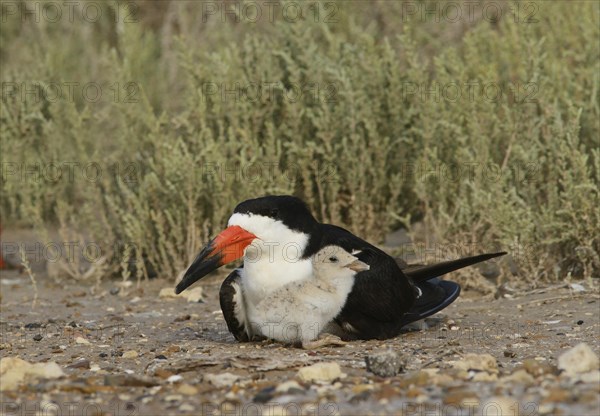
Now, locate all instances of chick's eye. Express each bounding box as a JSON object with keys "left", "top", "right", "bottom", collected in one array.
[{"left": 328, "top": 256, "right": 338, "bottom": 263}]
